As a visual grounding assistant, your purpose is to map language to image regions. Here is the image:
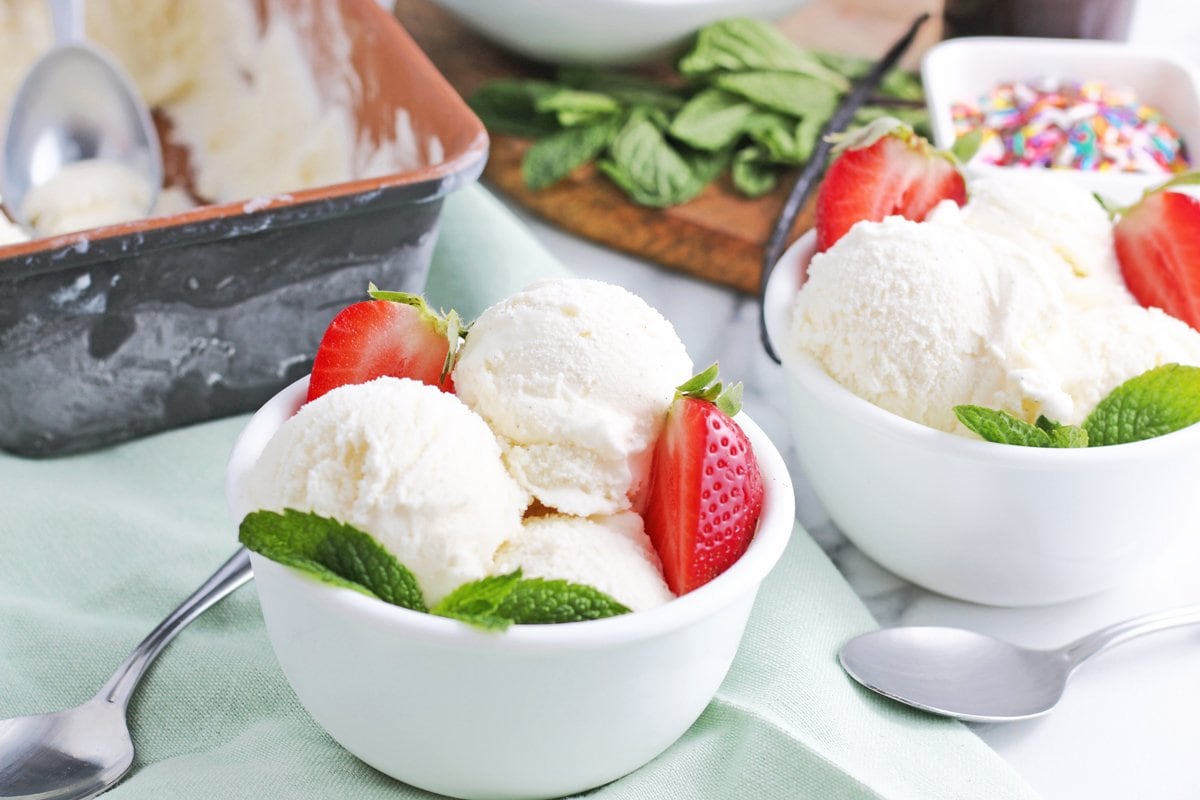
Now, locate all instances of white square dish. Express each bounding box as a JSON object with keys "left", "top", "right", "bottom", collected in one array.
[{"left": 921, "top": 36, "right": 1200, "bottom": 204}]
